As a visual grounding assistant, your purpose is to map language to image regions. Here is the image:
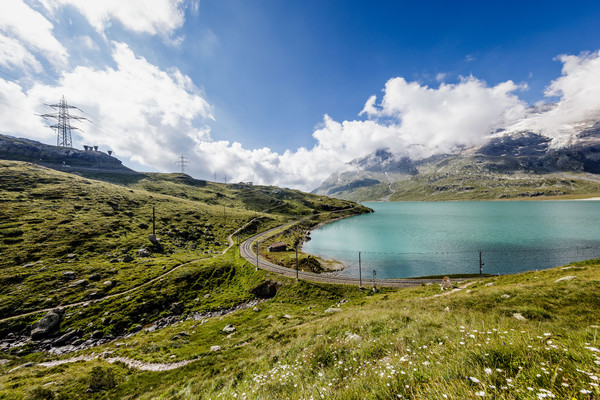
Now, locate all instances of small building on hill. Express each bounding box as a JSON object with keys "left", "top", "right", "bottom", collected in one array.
[{"left": 268, "top": 242, "right": 287, "bottom": 252}]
